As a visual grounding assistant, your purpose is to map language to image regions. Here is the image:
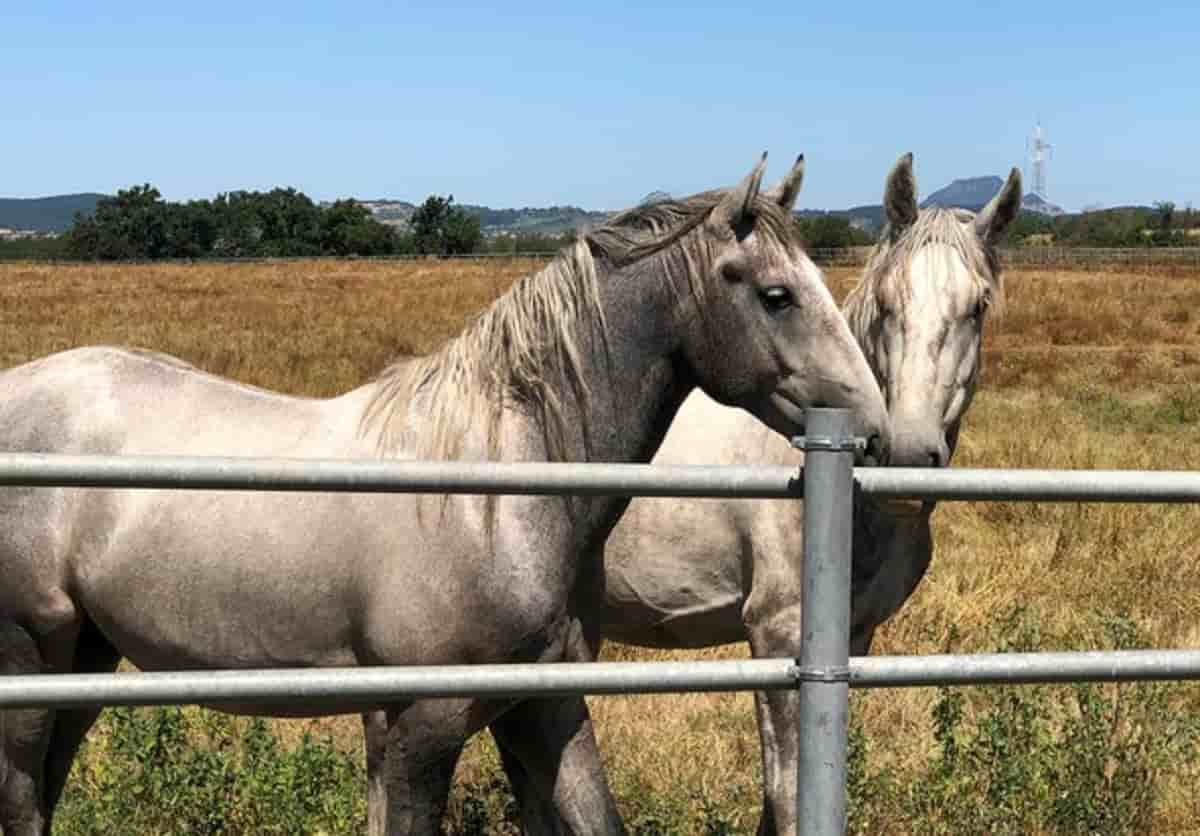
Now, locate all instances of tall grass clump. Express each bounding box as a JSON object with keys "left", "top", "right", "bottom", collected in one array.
[
  {"left": 848, "top": 610, "right": 1200, "bottom": 835},
  {"left": 54, "top": 707, "right": 366, "bottom": 835}
]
